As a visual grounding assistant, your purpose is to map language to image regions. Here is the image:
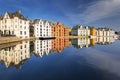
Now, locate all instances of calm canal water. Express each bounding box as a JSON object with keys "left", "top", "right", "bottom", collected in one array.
[{"left": 0, "top": 37, "right": 120, "bottom": 80}]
